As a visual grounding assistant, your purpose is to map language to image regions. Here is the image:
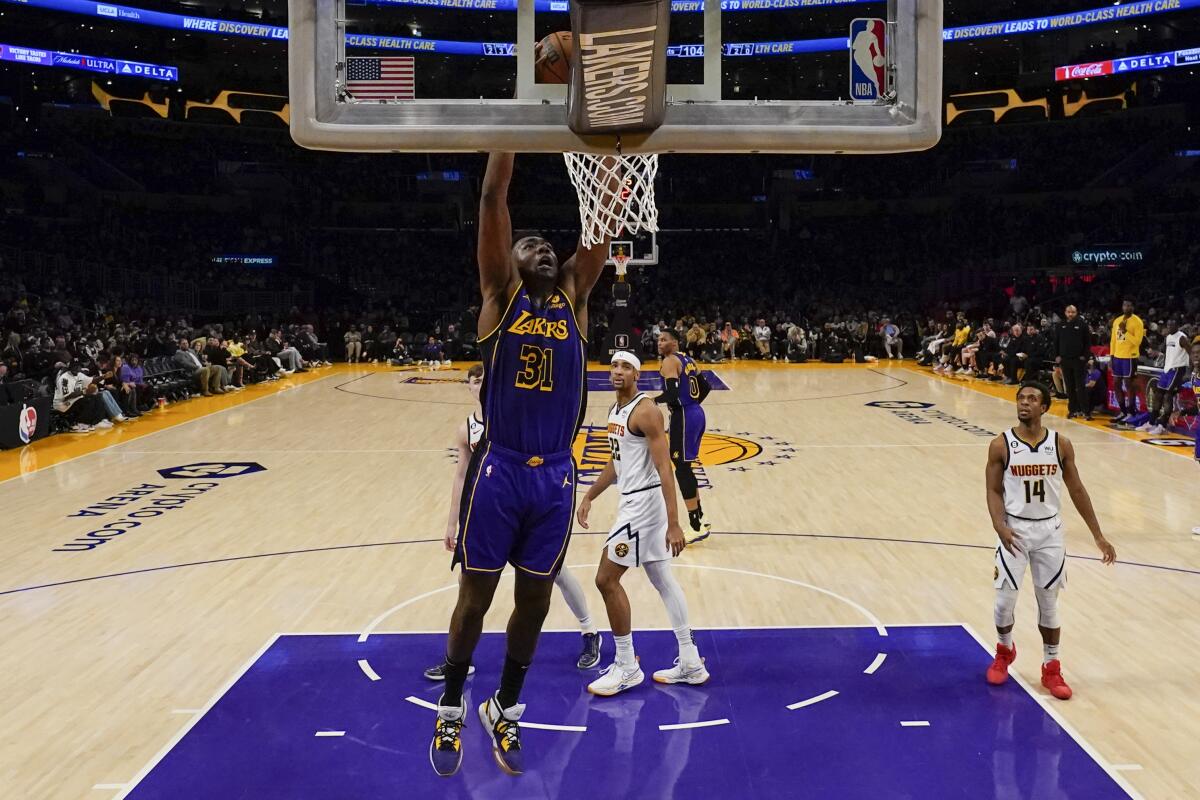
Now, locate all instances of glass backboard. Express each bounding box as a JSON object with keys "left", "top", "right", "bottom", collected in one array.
[{"left": 288, "top": 0, "right": 942, "bottom": 154}]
